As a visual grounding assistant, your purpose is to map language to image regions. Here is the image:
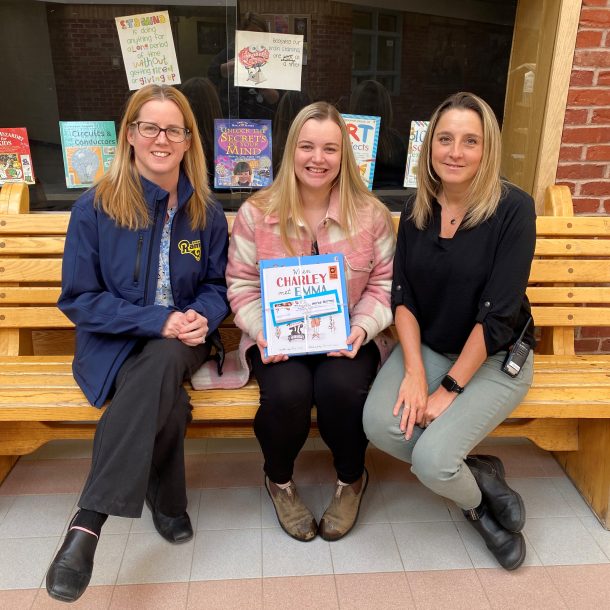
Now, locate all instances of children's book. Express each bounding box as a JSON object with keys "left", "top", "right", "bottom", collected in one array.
[
  {"left": 59, "top": 121, "right": 117, "bottom": 188},
  {"left": 260, "top": 254, "right": 351, "bottom": 357},
  {"left": 341, "top": 114, "right": 381, "bottom": 190},
  {"left": 403, "top": 120, "right": 429, "bottom": 188},
  {"left": 0, "top": 128, "right": 35, "bottom": 185},
  {"left": 214, "top": 119, "right": 272, "bottom": 189}
]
